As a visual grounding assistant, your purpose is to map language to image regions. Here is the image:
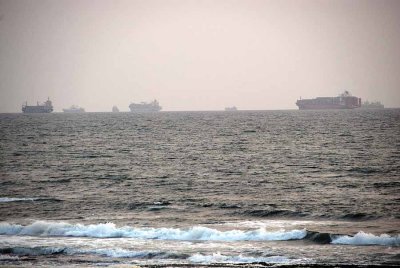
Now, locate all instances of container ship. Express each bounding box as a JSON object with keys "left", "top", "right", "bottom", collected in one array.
[
  {"left": 63, "top": 105, "right": 85, "bottom": 113},
  {"left": 296, "top": 91, "right": 361, "bottom": 110},
  {"left": 129, "top": 100, "right": 161, "bottom": 112},
  {"left": 22, "top": 98, "right": 53, "bottom": 113}
]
